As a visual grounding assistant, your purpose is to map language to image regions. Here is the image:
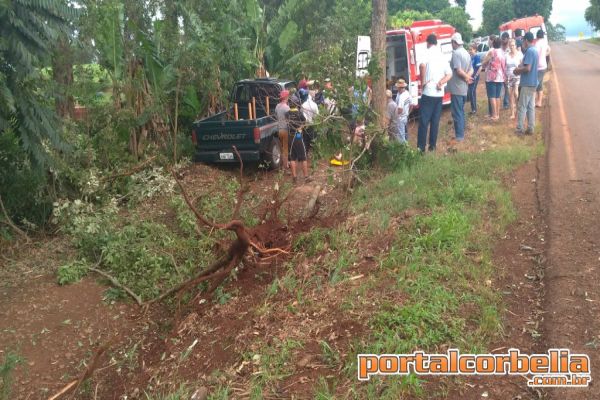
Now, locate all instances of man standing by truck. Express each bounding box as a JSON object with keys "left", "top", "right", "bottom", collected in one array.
[
  {"left": 287, "top": 103, "right": 310, "bottom": 183},
  {"left": 275, "top": 90, "right": 291, "bottom": 169}
]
